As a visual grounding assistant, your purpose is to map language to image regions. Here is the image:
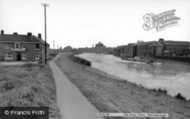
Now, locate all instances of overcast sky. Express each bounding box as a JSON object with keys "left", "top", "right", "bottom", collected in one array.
[{"left": 0, "top": 0, "right": 190, "bottom": 48}]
